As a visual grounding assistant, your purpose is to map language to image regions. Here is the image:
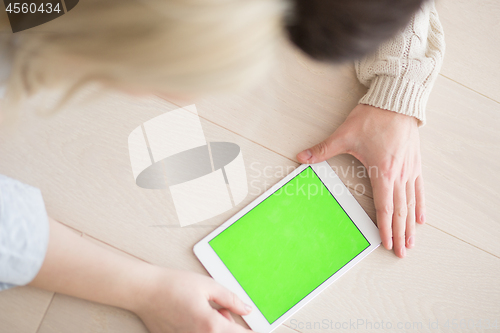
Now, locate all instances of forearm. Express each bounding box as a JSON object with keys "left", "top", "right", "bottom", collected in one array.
[{"left": 28, "top": 216, "right": 152, "bottom": 312}]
